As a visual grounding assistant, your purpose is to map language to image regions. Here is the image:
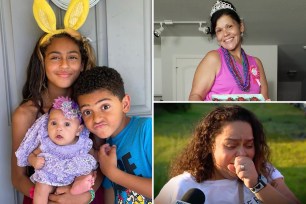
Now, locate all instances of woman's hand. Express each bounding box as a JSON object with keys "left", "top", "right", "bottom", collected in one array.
[
  {"left": 48, "top": 186, "right": 91, "bottom": 204},
  {"left": 227, "top": 156, "right": 258, "bottom": 188}
]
